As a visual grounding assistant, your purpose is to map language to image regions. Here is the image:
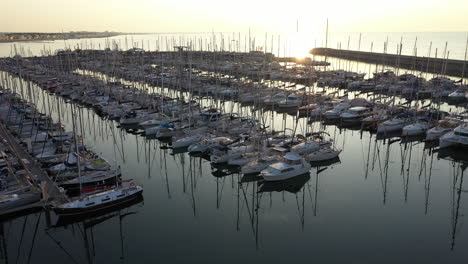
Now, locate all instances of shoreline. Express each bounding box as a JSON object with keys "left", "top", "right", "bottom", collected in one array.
[{"left": 0, "top": 33, "right": 124, "bottom": 44}]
